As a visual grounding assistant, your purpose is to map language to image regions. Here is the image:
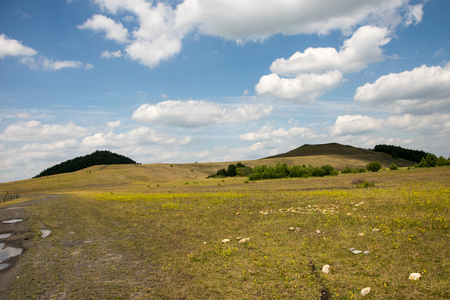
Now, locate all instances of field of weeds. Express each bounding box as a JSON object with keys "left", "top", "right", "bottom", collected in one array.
[{"left": 1, "top": 167, "right": 449, "bottom": 299}]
